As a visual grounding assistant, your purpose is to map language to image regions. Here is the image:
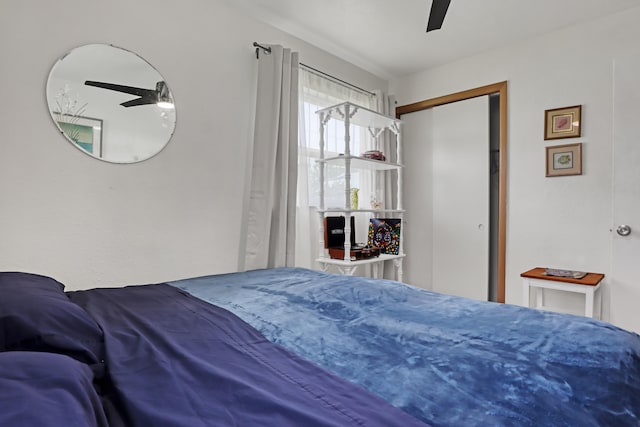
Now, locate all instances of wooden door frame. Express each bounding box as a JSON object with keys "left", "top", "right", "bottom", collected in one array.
[{"left": 396, "top": 81, "right": 507, "bottom": 303}]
